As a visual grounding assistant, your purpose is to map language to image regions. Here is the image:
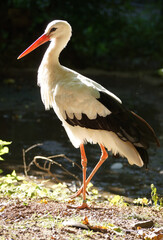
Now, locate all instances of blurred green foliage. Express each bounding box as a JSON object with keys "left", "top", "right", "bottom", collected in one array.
[{"left": 1, "top": 0, "right": 163, "bottom": 69}]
